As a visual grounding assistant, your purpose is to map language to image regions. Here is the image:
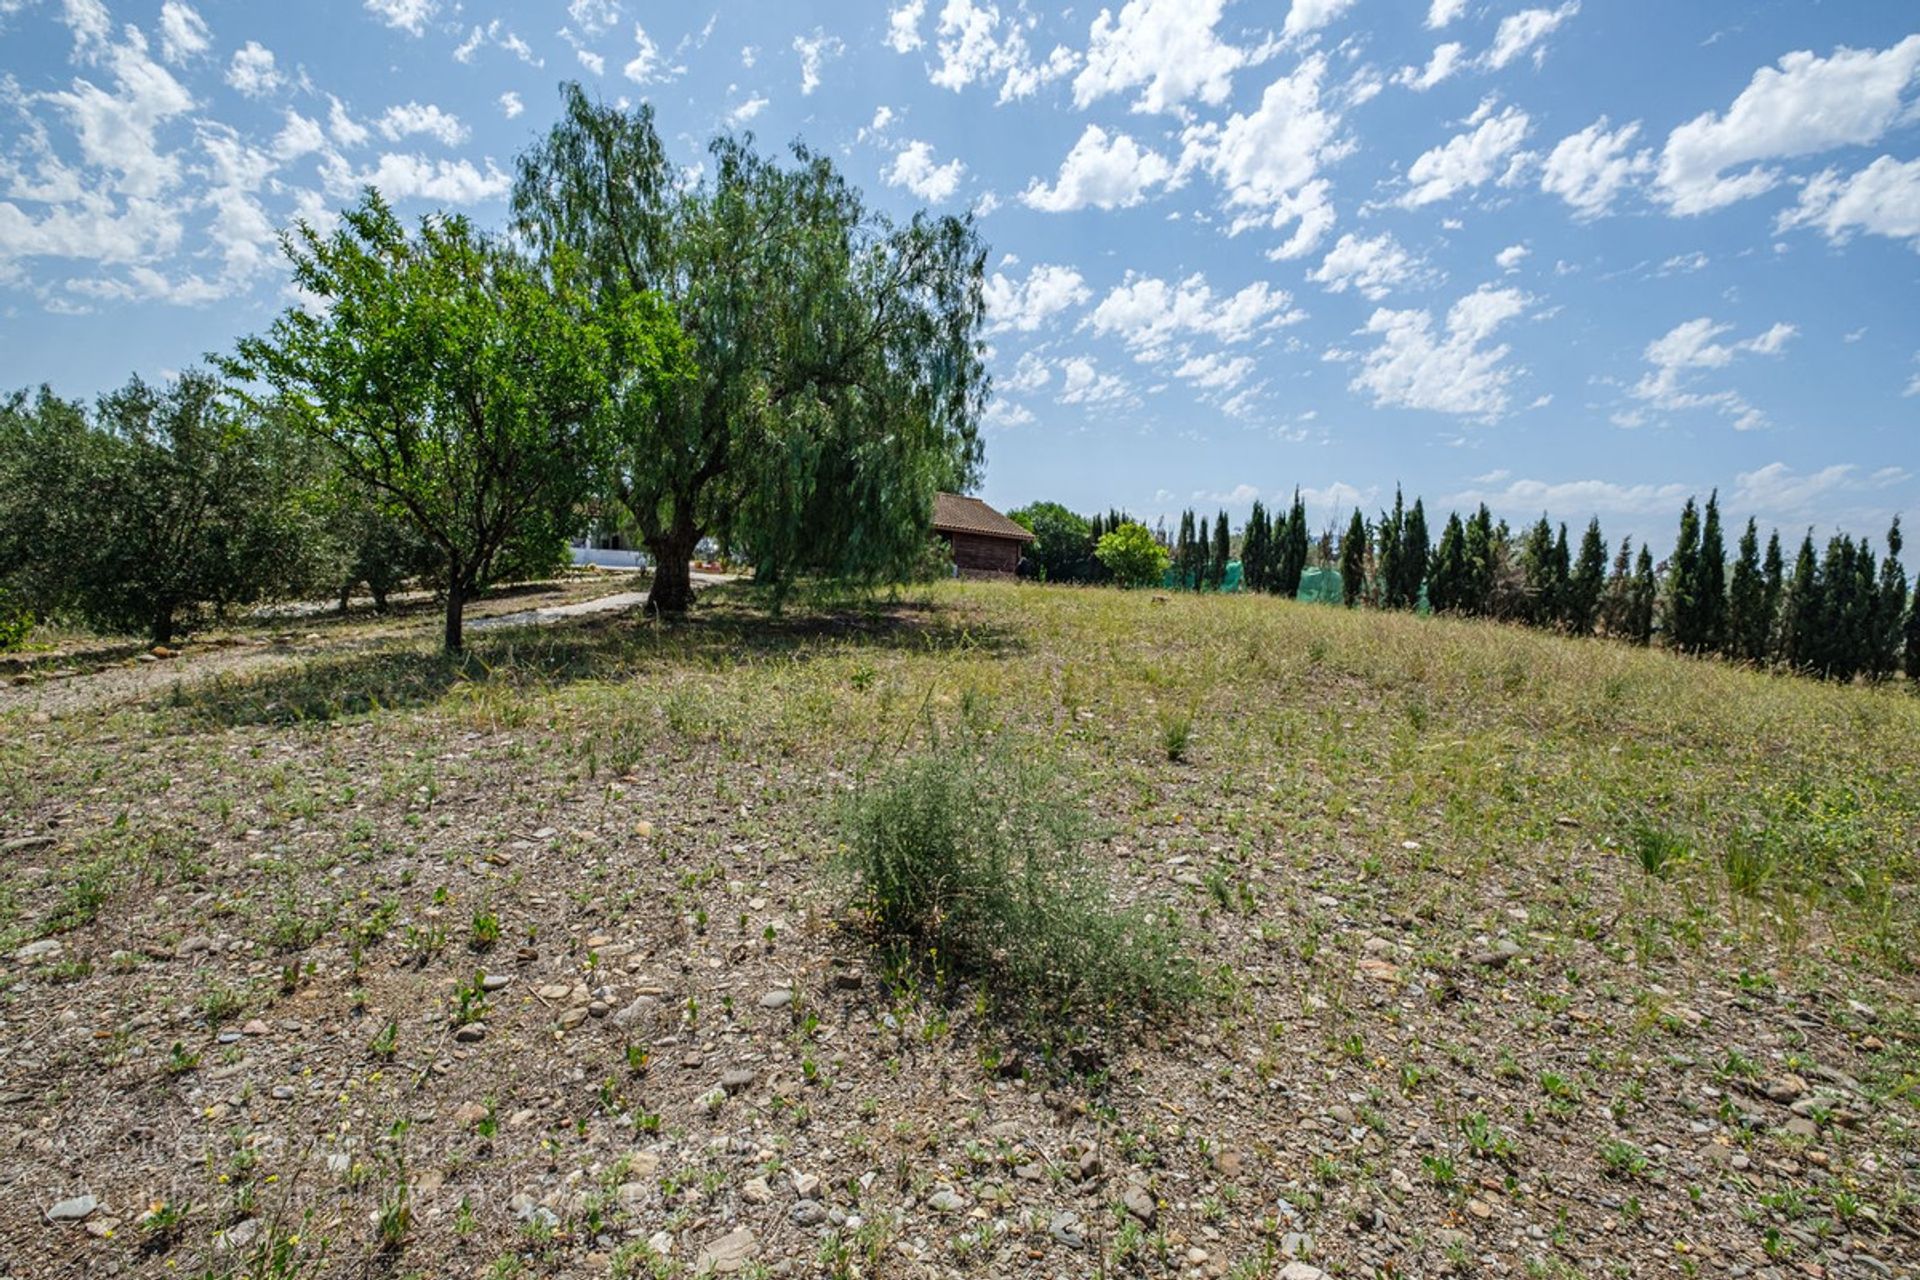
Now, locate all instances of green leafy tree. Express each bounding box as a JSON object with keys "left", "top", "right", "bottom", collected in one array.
[
  {"left": 1464, "top": 504, "right": 1496, "bottom": 616},
  {"left": 1242, "top": 499, "right": 1270, "bottom": 592},
  {"left": 1600, "top": 536, "right": 1634, "bottom": 636},
  {"left": 512, "top": 85, "right": 988, "bottom": 612},
  {"left": 1008, "top": 501, "right": 1093, "bottom": 583},
  {"left": 1760, "top": 529, "right": 1785, "bottom": 663},
  {"left": 1873, "top": 517, "right": 1907, "bottom": 679},
  {"left": 1, "top": 373, "right": 316, "bottom": 645},
  {"left": 1566, "top": 517, "right": 1607, "bottom": 636},
  {"left": 1664, "top": 497, "right": 1704, "bottom": 651},
  {"left": 1376, "top": 488, "right": 1407, "bottom": 609},
  {"left": 1399, "top": 497, "right": 1430, "bottom": 610},
  {"left": 1725, "top": 517, "right": 1766, "bottom": 662},
  {"left": 1341, "top": 509, "right": 1368, "bottom": 607},
  {"left": 1278, "top": 489, "right": 1309, "bottom": 597},
  {"left": 1781, "top": 532, "right": 1822, "bottom": 671},
  {"left": 1094, "top": 522, "right": 1169, "bottom": 588},
  {"left": 1520, "top": 516, "right": 1557, "bottom": 627},
  {"left": 233, "top": 193, "right": 655, "bottom": 652}
]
